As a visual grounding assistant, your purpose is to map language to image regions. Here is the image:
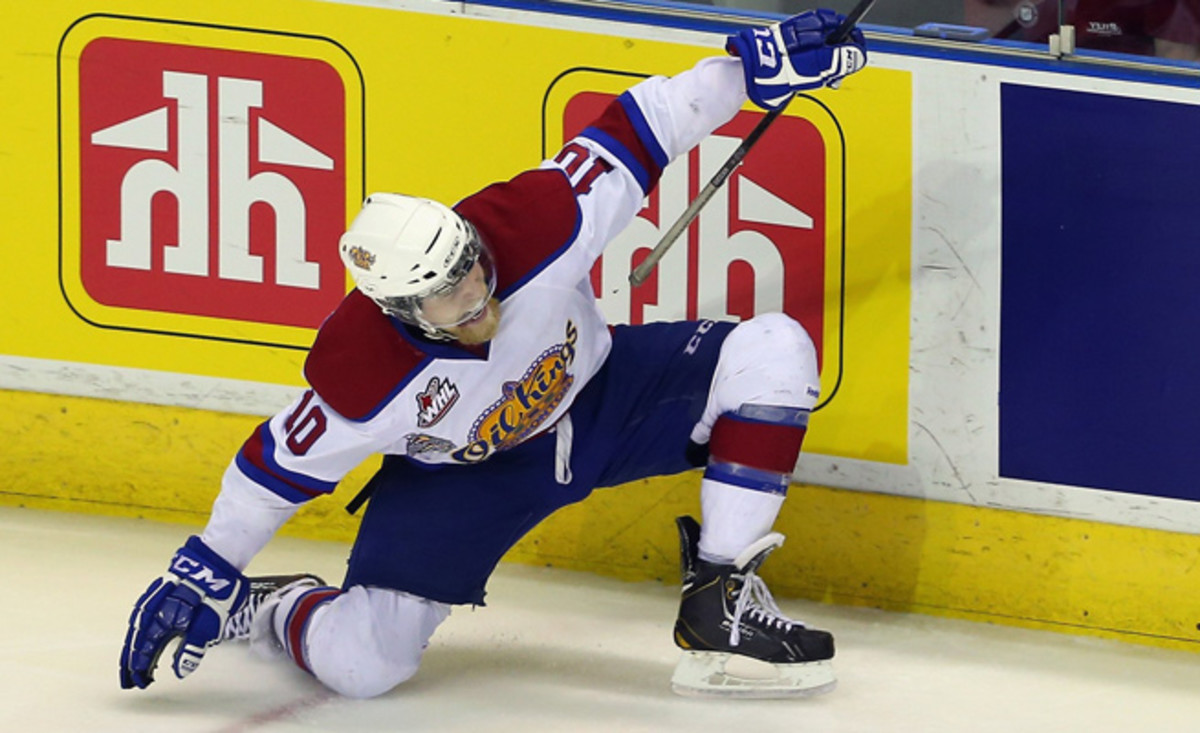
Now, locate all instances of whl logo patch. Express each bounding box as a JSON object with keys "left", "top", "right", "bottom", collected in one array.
[
  {"left": 59, "top": 17, "right": 363, "bottom": 346},
  {"left": 416, "top": 376, "right": 460, "bottom": 428}
]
